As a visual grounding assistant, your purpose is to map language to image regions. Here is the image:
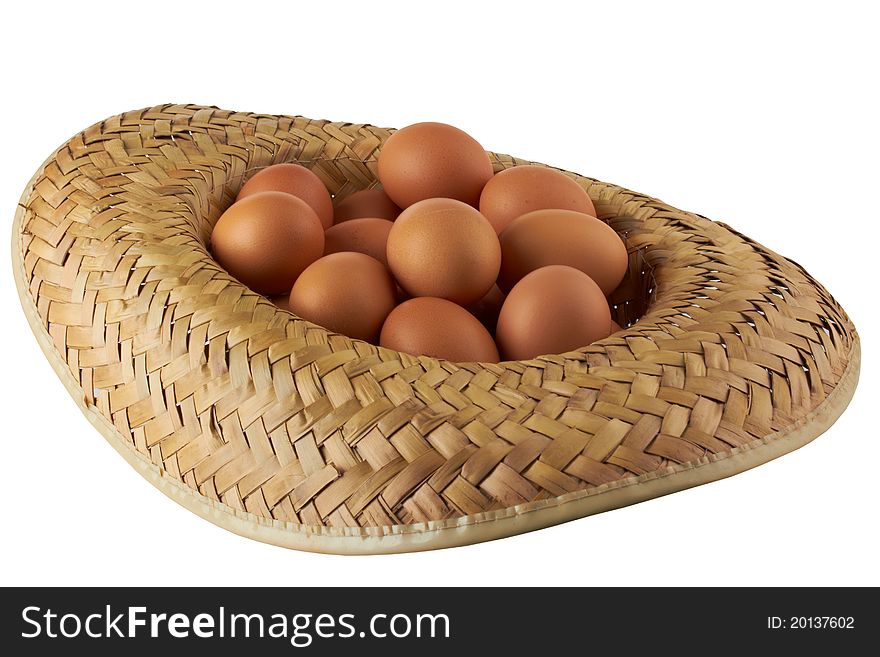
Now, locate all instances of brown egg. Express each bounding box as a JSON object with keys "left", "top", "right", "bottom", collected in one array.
[
  {"left": 380, "top": 297, "right": 499, "bottom": 363},
  {"left": 211, "top": 191, "right": 324, "bottom": 295},
  {"left": 465, "top": 284, "right": 506, "bottom": 334},
  {"left": 323, "top": 218, "right": 393, "bottom": 266},
  {"left": 499, "top": 209, "right": 627, "bottom": 295},
  {"left": 386, "top": 198, "right": 501, "bottom": 305},
  {"left": 378, "top": 122, "right": 494, "bottom": 208},
  {"left": 237, "top": 163, "right": 334, "bottom": 229},
  {"left": 289, "top": 252, "right": 396, "bottom": 342},
  {"left": 496, "top": 265, "right": 612, "bottom": 360},
  {"left": 610, "top": 320, "right": 623, "bottom": 332},
  {"left": 333, "top": 189, "right": 401, "bottom": 223},
  {"left": 479, "top": 165, "right": 597, "bottom": 234}
]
